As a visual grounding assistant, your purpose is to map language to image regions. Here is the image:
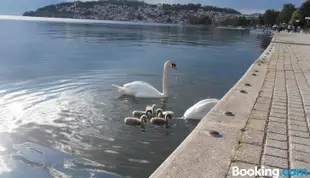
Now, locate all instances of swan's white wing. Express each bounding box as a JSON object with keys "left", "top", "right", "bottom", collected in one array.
[
  {"left": 193, "top": 98, "right": 219, "bottom": 106},
  {"left": 123, "top": 81, "right": 162, "bottom": 98},
  {"left": 183, "top": 105, "right": 208, "bottom": 120},
  {"left": 183, "top": 99, "right": 219, "bottom": 120}
]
